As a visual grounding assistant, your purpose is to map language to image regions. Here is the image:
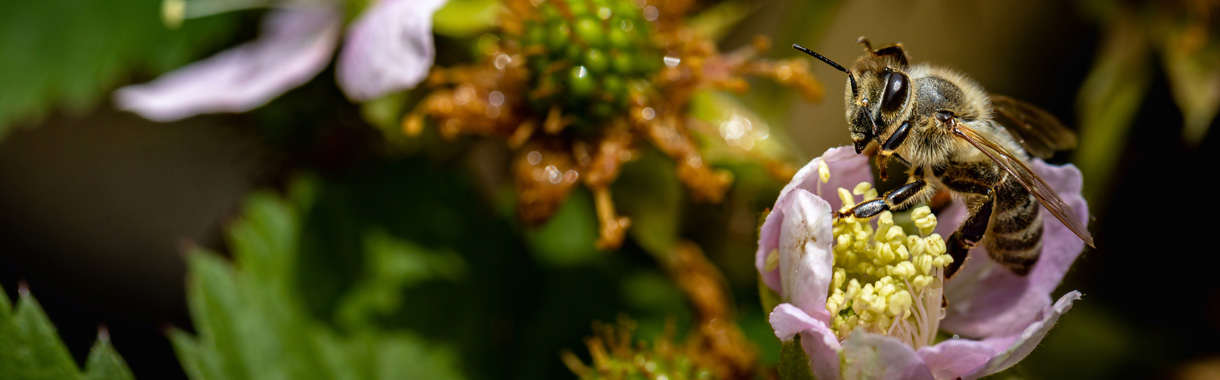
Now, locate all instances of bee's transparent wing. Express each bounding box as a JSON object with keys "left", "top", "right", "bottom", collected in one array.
[
  {"left": 989, "top": 95, "right": 1077, "bottom": 159},
  {"left": 952, "top": 123, "right": 1095, "bottom": 247}
]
